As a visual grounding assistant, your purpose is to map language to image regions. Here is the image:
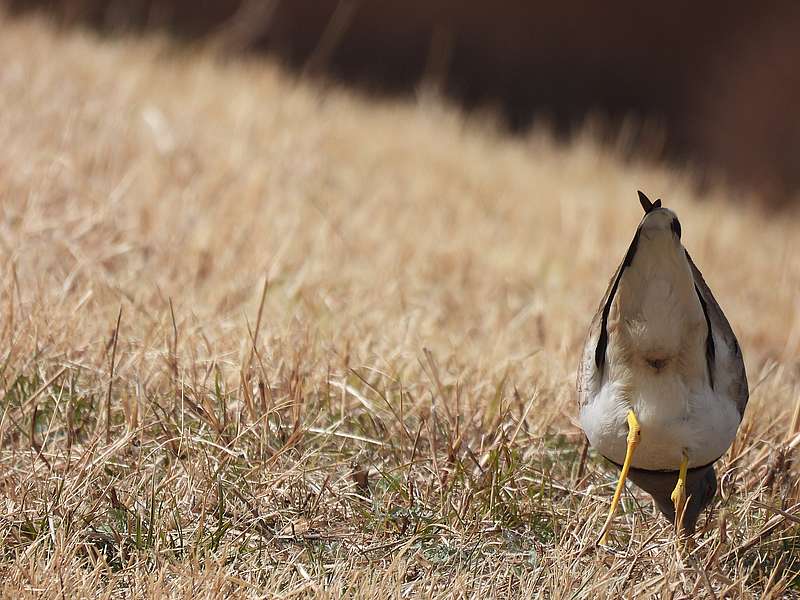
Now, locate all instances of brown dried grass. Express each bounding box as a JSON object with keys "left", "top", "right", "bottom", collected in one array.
[{"left": 1, "top": 12, "right": 799, "bottom": 599}]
